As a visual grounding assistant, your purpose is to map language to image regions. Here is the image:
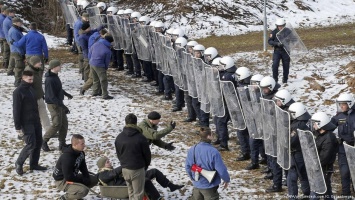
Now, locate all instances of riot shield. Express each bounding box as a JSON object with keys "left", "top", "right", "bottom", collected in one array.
[
  {"left": 107, "top": 15, "right": 121, "bottom": 50},
  {"left": 237, "top": 87, "right": 261, "bottom": 139},
  {"left": 67, "top": 5, "right": 79, "bottom": 28},
  {"left": 153, "top": 32, "right": 163, "bottom": 69},
  {"left": 59, "top": 0, "right": 71, "bottom": 25},
  {"left": 175, "top": 47, "right": 186, "bottom": 89},
  {"left": 160, "top": 35, "right": 172, "bottom": 75},
  {"left": 192, "top": 57, "right": 205, "bottom": 102},
  {"left": 220, "top": 81, "right": 246, "bottom": 130},
  {"left": 276, "top": 23, "right": 308, "bottom": 63},
  {"left": 137, "top": 25, "right": 152, "bottom": 61},
  {"left": 86, "top": 7, "right": 102, "bottom": 29},
  {"left": 166, "top": 46, "right": 178, "bottom": 82},
  {"left": 248, "top": 85, "right": 263, "bottom": 138},
  {"left": 147, "top": 27, "right": 156, "bottom": 63},
  {"left": 205, "top": 67, "right": 225, "bottom": 117},
  {"left": 122, "top": 19, "right": 133, "bottom": 54},
  {"left": 298, "top": 130, "right": 327, "bottom": 194},
  {"left": 275, "top": 106, "right": 291, "bottom": 170},
  {"left": 261, "top": 98, "right": 277, "bottom": 157},
  {"left": 184, "top": 52, "right": 198, "bottom": 98},
  {"left": 130, "top": 22, "right": 140, "bottom": 55},
  {"left": 199, "top": 62, "right": 211, "bottom": 113},
  {"left": 343, "top": 142, "right": 355, "bottom": 191}
]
